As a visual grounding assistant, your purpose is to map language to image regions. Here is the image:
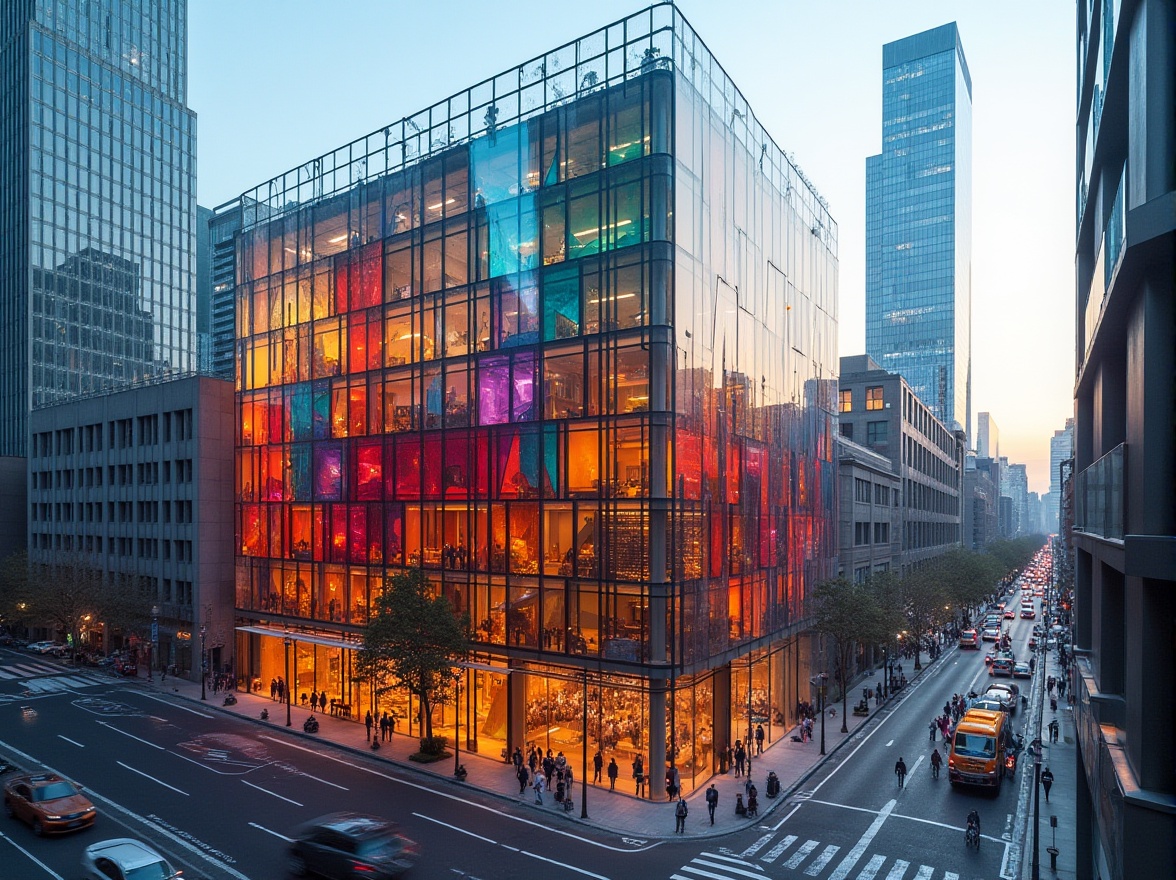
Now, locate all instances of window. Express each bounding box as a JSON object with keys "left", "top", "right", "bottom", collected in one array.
[
  {"left": 854, "top": 522, "right": 871, "bottom": 545},
  {"left": 839, "top": 389, "right": 852, "bottom": 412},
  {"left": 866, "top": 386, "right": 884, "bottom": 411},
  {"left": 866, "top": 421, "right": 888, "bottom": 445},
  {"left": 840, "top": 422, "right": 853, "bottom": 440},
  {"left": 873, "top": 522, "right": 889, "bottom": 544},
  {"left": 854, "top": 478, "right": 871, "bottom": 502}
]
